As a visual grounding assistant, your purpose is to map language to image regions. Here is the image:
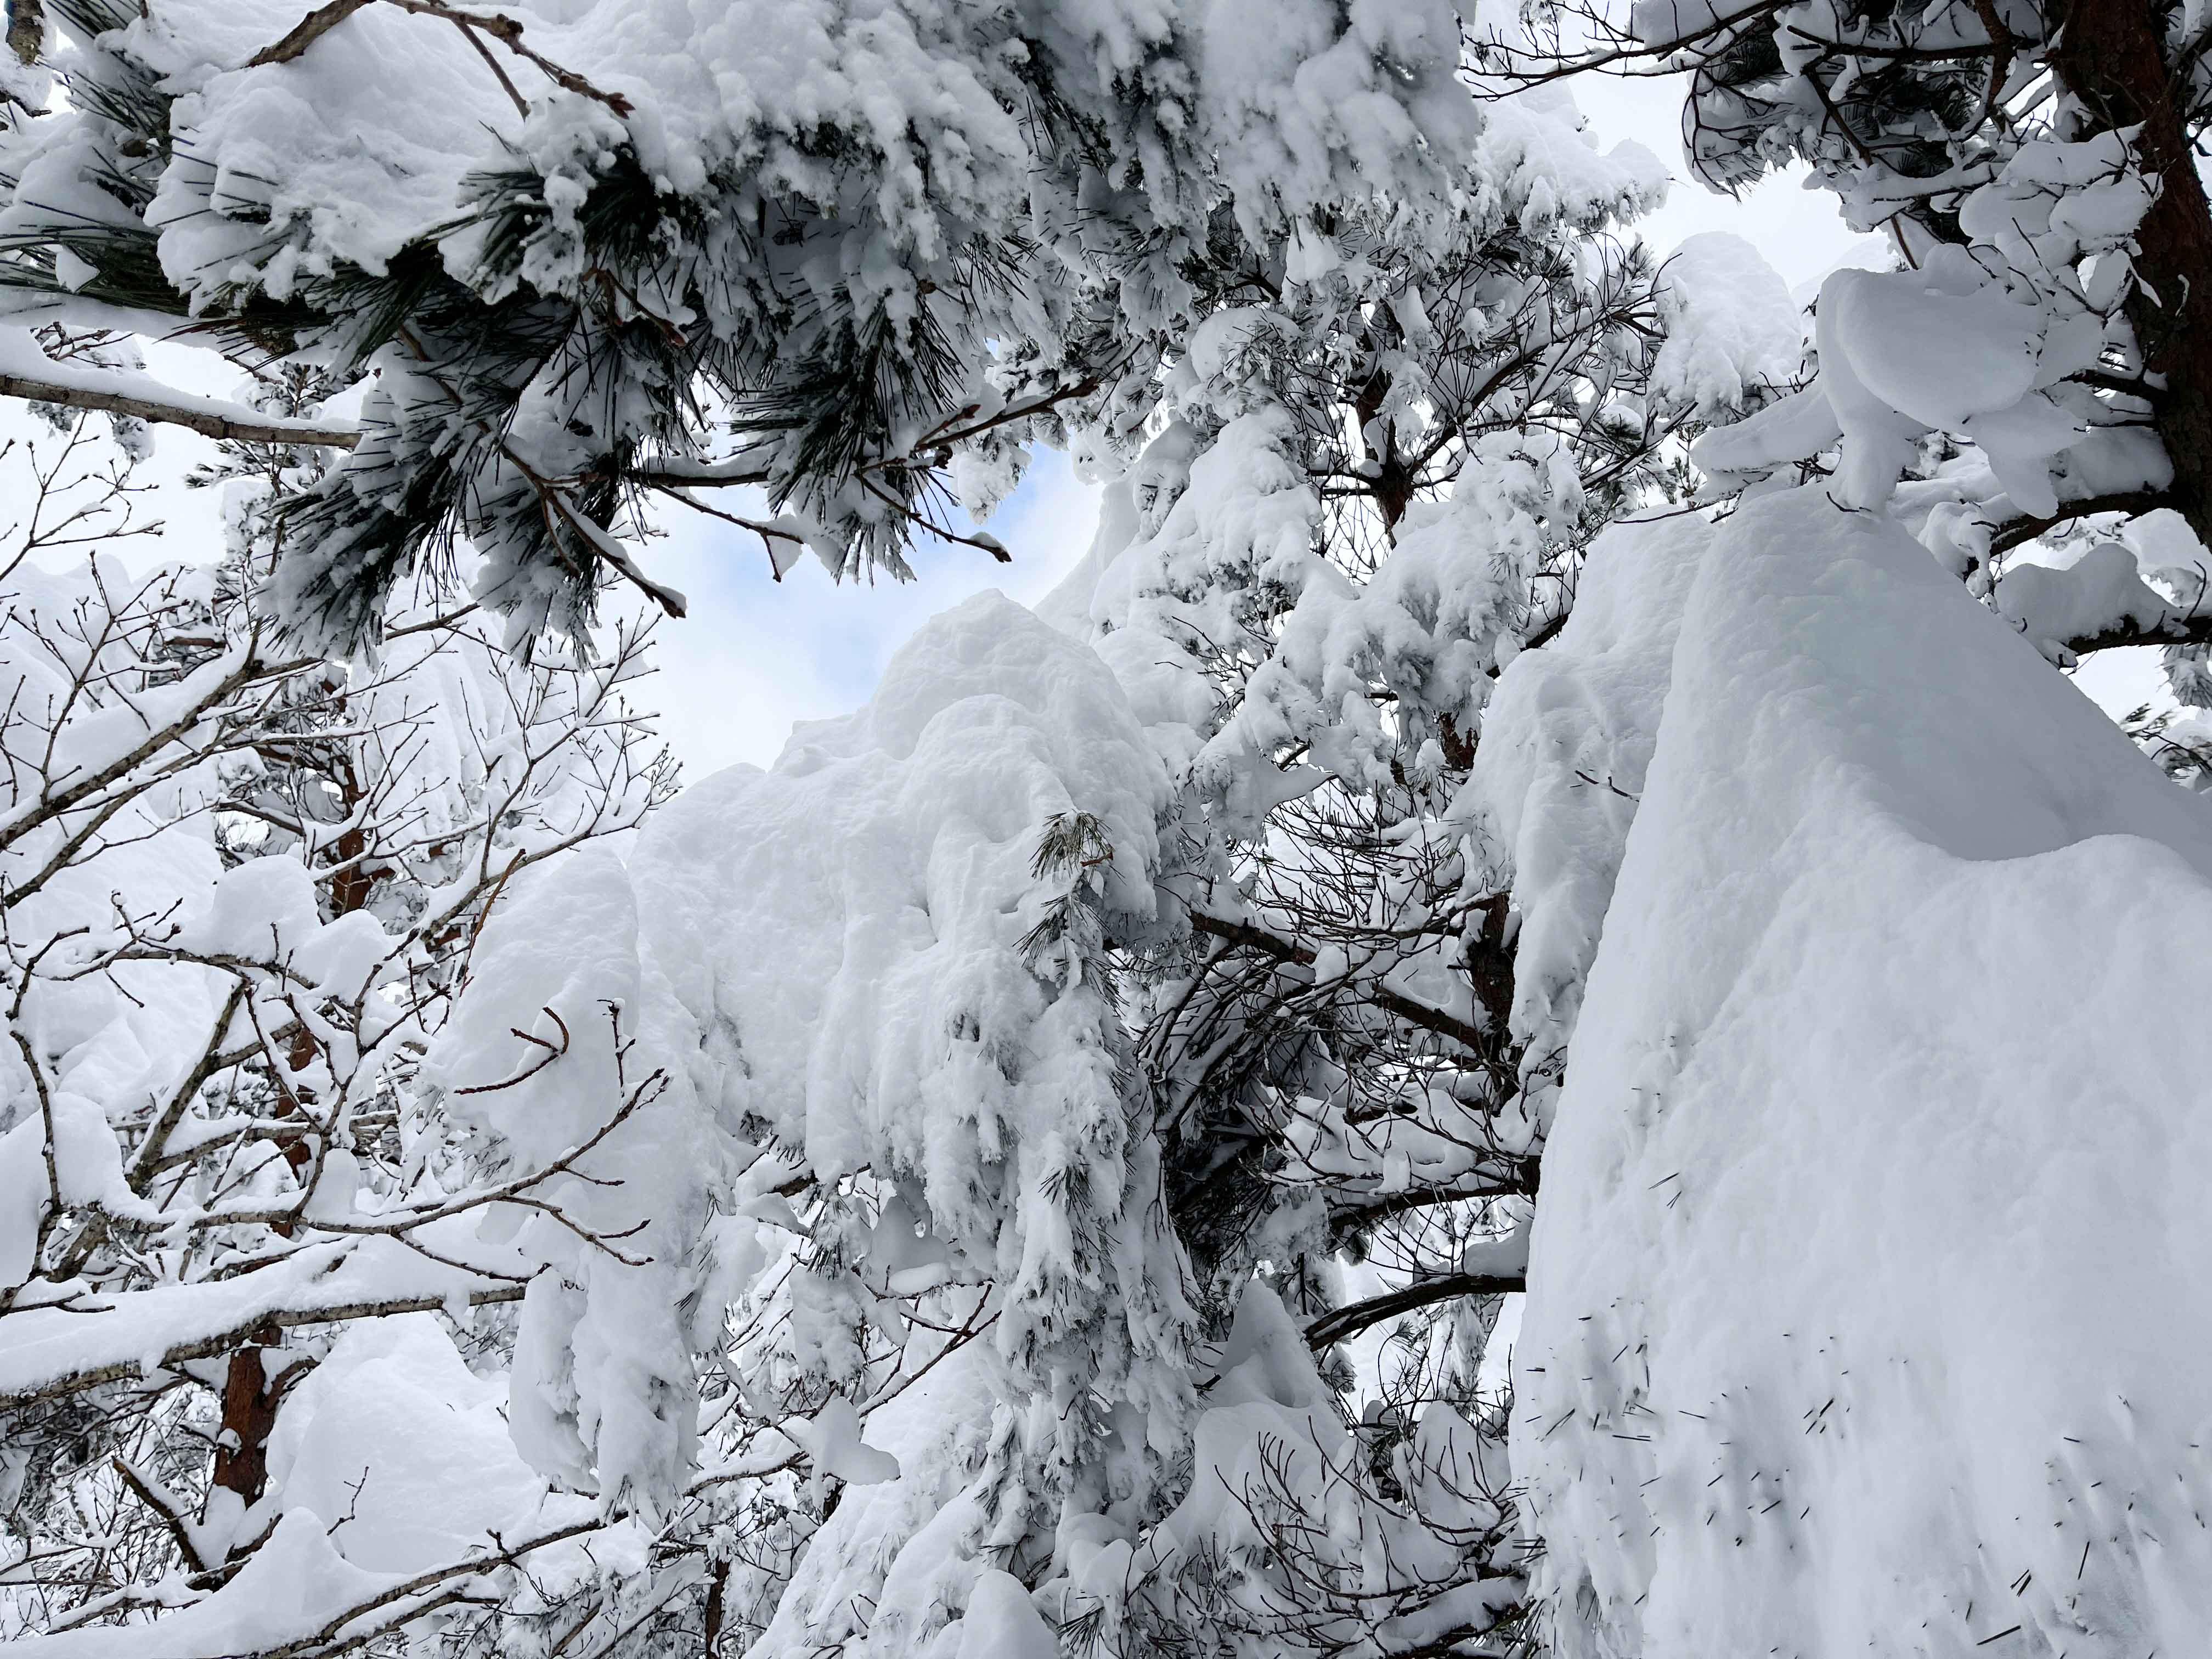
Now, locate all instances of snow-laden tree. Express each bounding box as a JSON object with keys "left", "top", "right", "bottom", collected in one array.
[
  {"left": 0, "top": 7, "right": 1800, "bottom": 1657},
  {"left": 1480, "top": 0, "right": 2212, "bottom": 712},
  {"left": 1355, "top": 5, "right": 2212, "bottom": 1654},
  {"left": 0, "top": 394, "right": 739, "bottom": 1650},
  {"left": 526, "top": 69, "right": 1791, "bottom": 1659},
  {"left": 0, "top": 0, "right": 1491, "bottom": 647},
  {"left": 0, "top": 5, "right": 1795, "bottom": 1652}
]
